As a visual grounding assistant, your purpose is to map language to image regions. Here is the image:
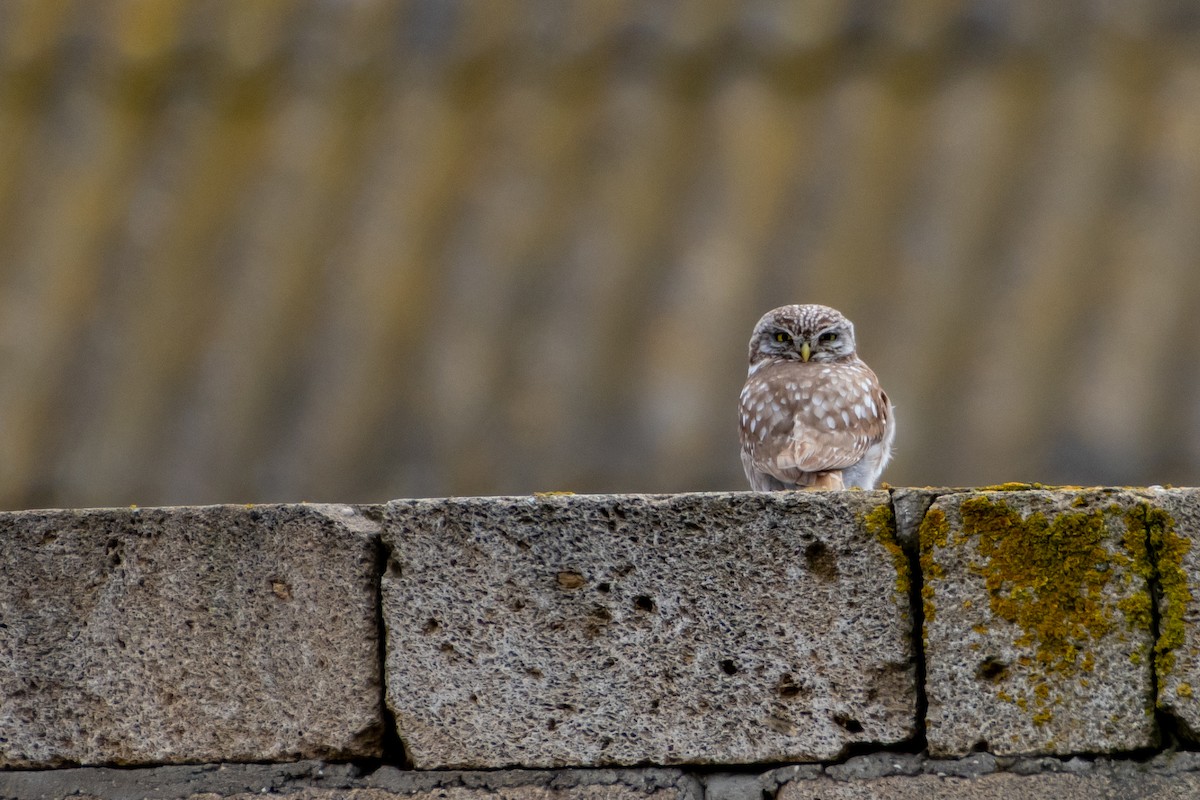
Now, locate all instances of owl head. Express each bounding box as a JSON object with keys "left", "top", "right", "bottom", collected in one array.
[{"left": 747, "top": 304, "right": 858, "bottom": 367}]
